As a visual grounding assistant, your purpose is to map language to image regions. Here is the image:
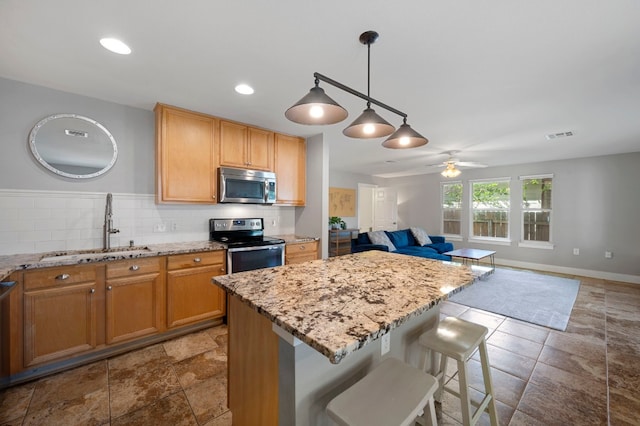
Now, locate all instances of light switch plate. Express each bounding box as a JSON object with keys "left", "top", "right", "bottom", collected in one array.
[{"left": 381, "top": 333, "right": 391, "bottom": 355}]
